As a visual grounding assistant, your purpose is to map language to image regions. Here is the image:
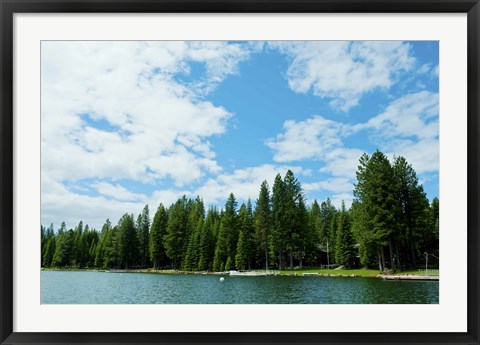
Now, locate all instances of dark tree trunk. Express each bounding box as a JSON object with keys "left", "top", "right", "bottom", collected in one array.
[
  {"left": 278, "top": 249, "right": 282, "bottom": 270},
  {"left": 380, "top": 246, "right": 386, "bottom": 272},
  {"left": 377, "top": 247, "right": 383, "bottom": 271},
  {"left": 265, "top": 240, "right": 269, "bottom": 271},
  {"left": 395, "top": 242, "right": 401, "bottom": 269},
  {"left": 388, "top": 238, "right": 394, "bottom": 270},
  {"left": 289, "top": 238, "right": 293, "bottom": 269},
  {"left": 408, "top": 227, "right": 417, "bottom": 267}
]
